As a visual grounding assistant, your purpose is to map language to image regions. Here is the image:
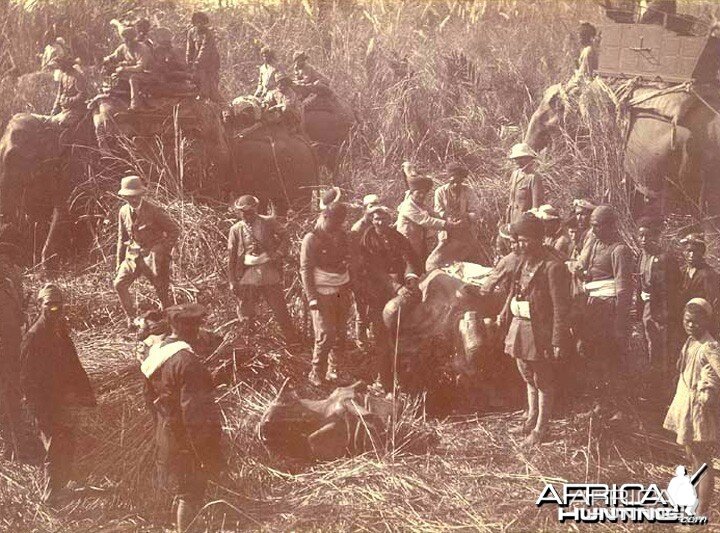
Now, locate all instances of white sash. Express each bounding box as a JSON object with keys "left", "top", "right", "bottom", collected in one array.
[
  {"left": 244, "top": 252, "right": 271, "bottom": 266},
  {"left": 510, "top": 297, "right": 531, "bottom": 319},
  {"left": 141, "top": 341, "right": 193, "bottom": 378},
  {"left": 584, "top": 279, "right": 617, "bottom": 298}
]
